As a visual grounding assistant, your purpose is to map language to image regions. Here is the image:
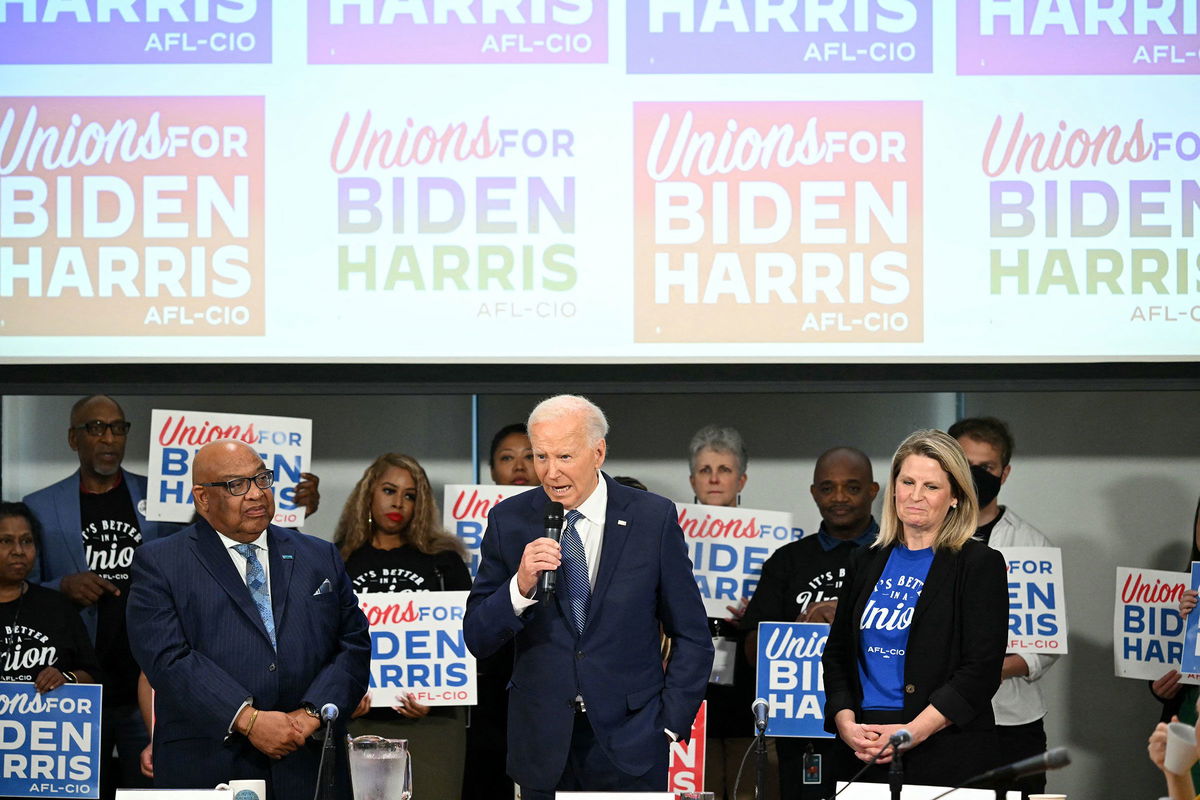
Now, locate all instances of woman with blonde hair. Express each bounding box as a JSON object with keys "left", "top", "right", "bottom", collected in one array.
[
  {"left": 821, "top": 429, "right": 1008, "bottom": 788},
  {"left": 335, "top": 453, "right": 470, "bottom": 800}
]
